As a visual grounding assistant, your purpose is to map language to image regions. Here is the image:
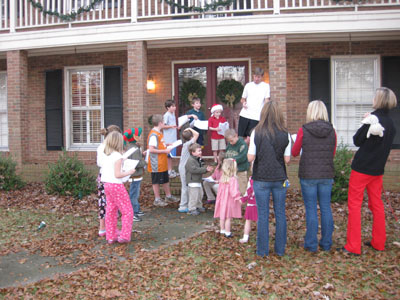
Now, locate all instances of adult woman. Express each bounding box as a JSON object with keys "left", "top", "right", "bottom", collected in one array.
[
  {"left": 292, "top": 101, "right": 336, "bottom": 252},
  {"left": 341, "top": 87, "right": 397, "bottom": 255},
  {"left": 247, "top": 100, "right": 291, "bottom": 257}
]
